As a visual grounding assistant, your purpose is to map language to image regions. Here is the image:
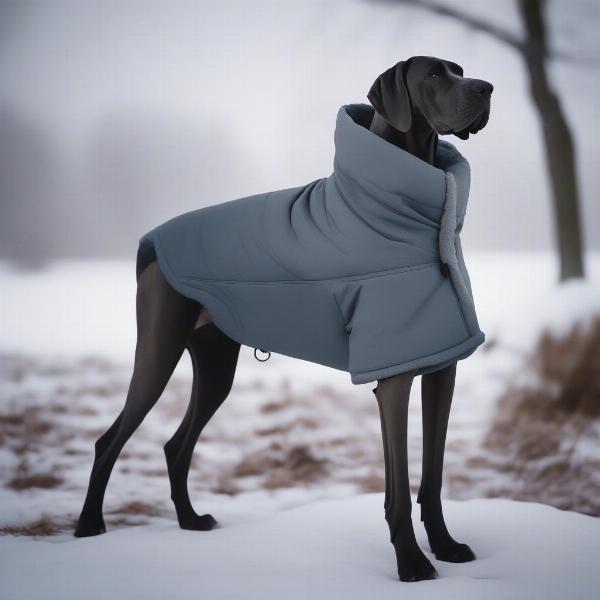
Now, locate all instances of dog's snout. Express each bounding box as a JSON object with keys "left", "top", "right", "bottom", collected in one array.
[{"left": 471, "top": 80, "right": 493, "bottom": 96}]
